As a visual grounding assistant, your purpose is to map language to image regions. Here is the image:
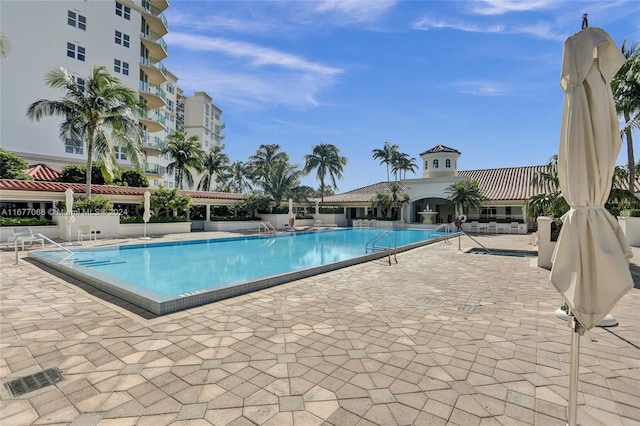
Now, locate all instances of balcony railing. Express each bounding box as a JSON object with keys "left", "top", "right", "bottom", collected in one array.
[
  {"left": 155, "top": 86, "right": 166, "bottom": 102},
  {"left": 155, "top": 110, "right": 166, "bottom": 126},
  {"left": 144, "top": 164, "right": 166, "bottom": 175},
  {"left": 143, "top": 136, "right": 165, "bottom": 151},
  {"left": 140, "top": 30, "right": 168, "bottom": 53}
]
